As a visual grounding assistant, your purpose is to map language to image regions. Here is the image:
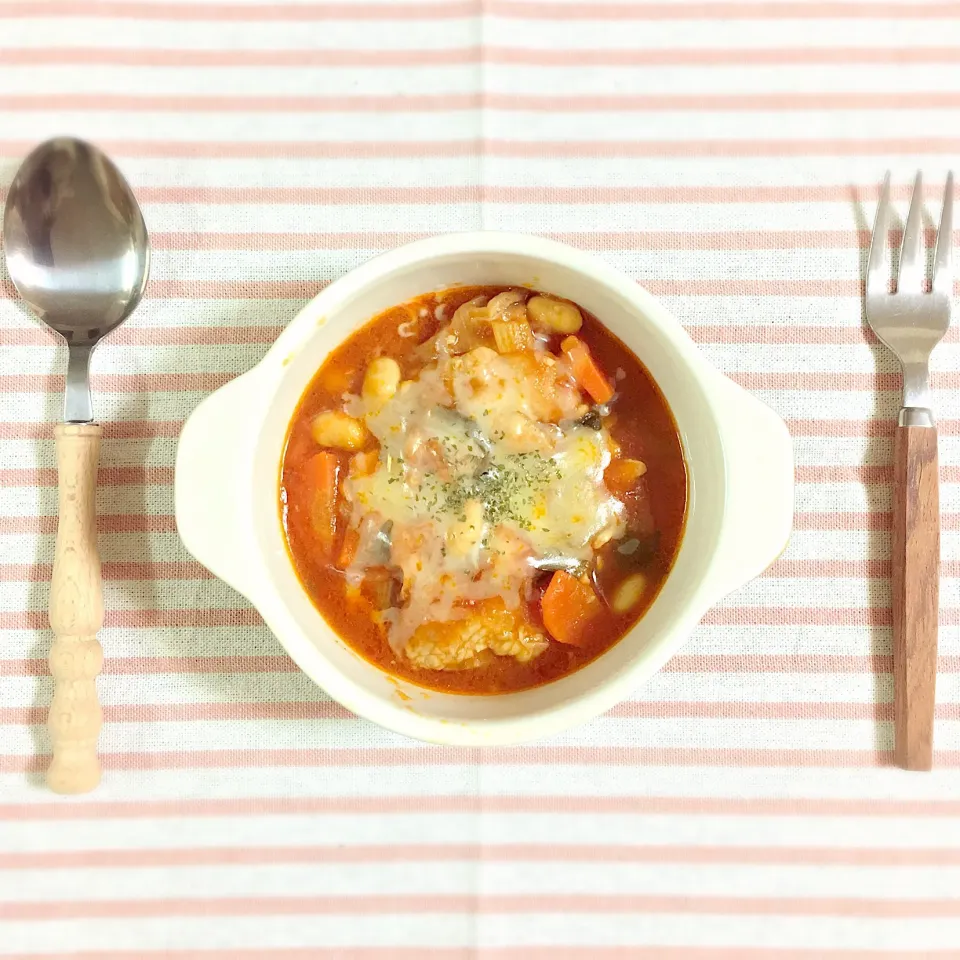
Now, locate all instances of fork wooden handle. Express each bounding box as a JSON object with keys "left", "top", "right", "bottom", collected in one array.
[
  {"left": 47, "top": 423, "right": 104, "bottom": 794},
  {"left": 892, "top": 423, "right": 939, "bottom": 771}
]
